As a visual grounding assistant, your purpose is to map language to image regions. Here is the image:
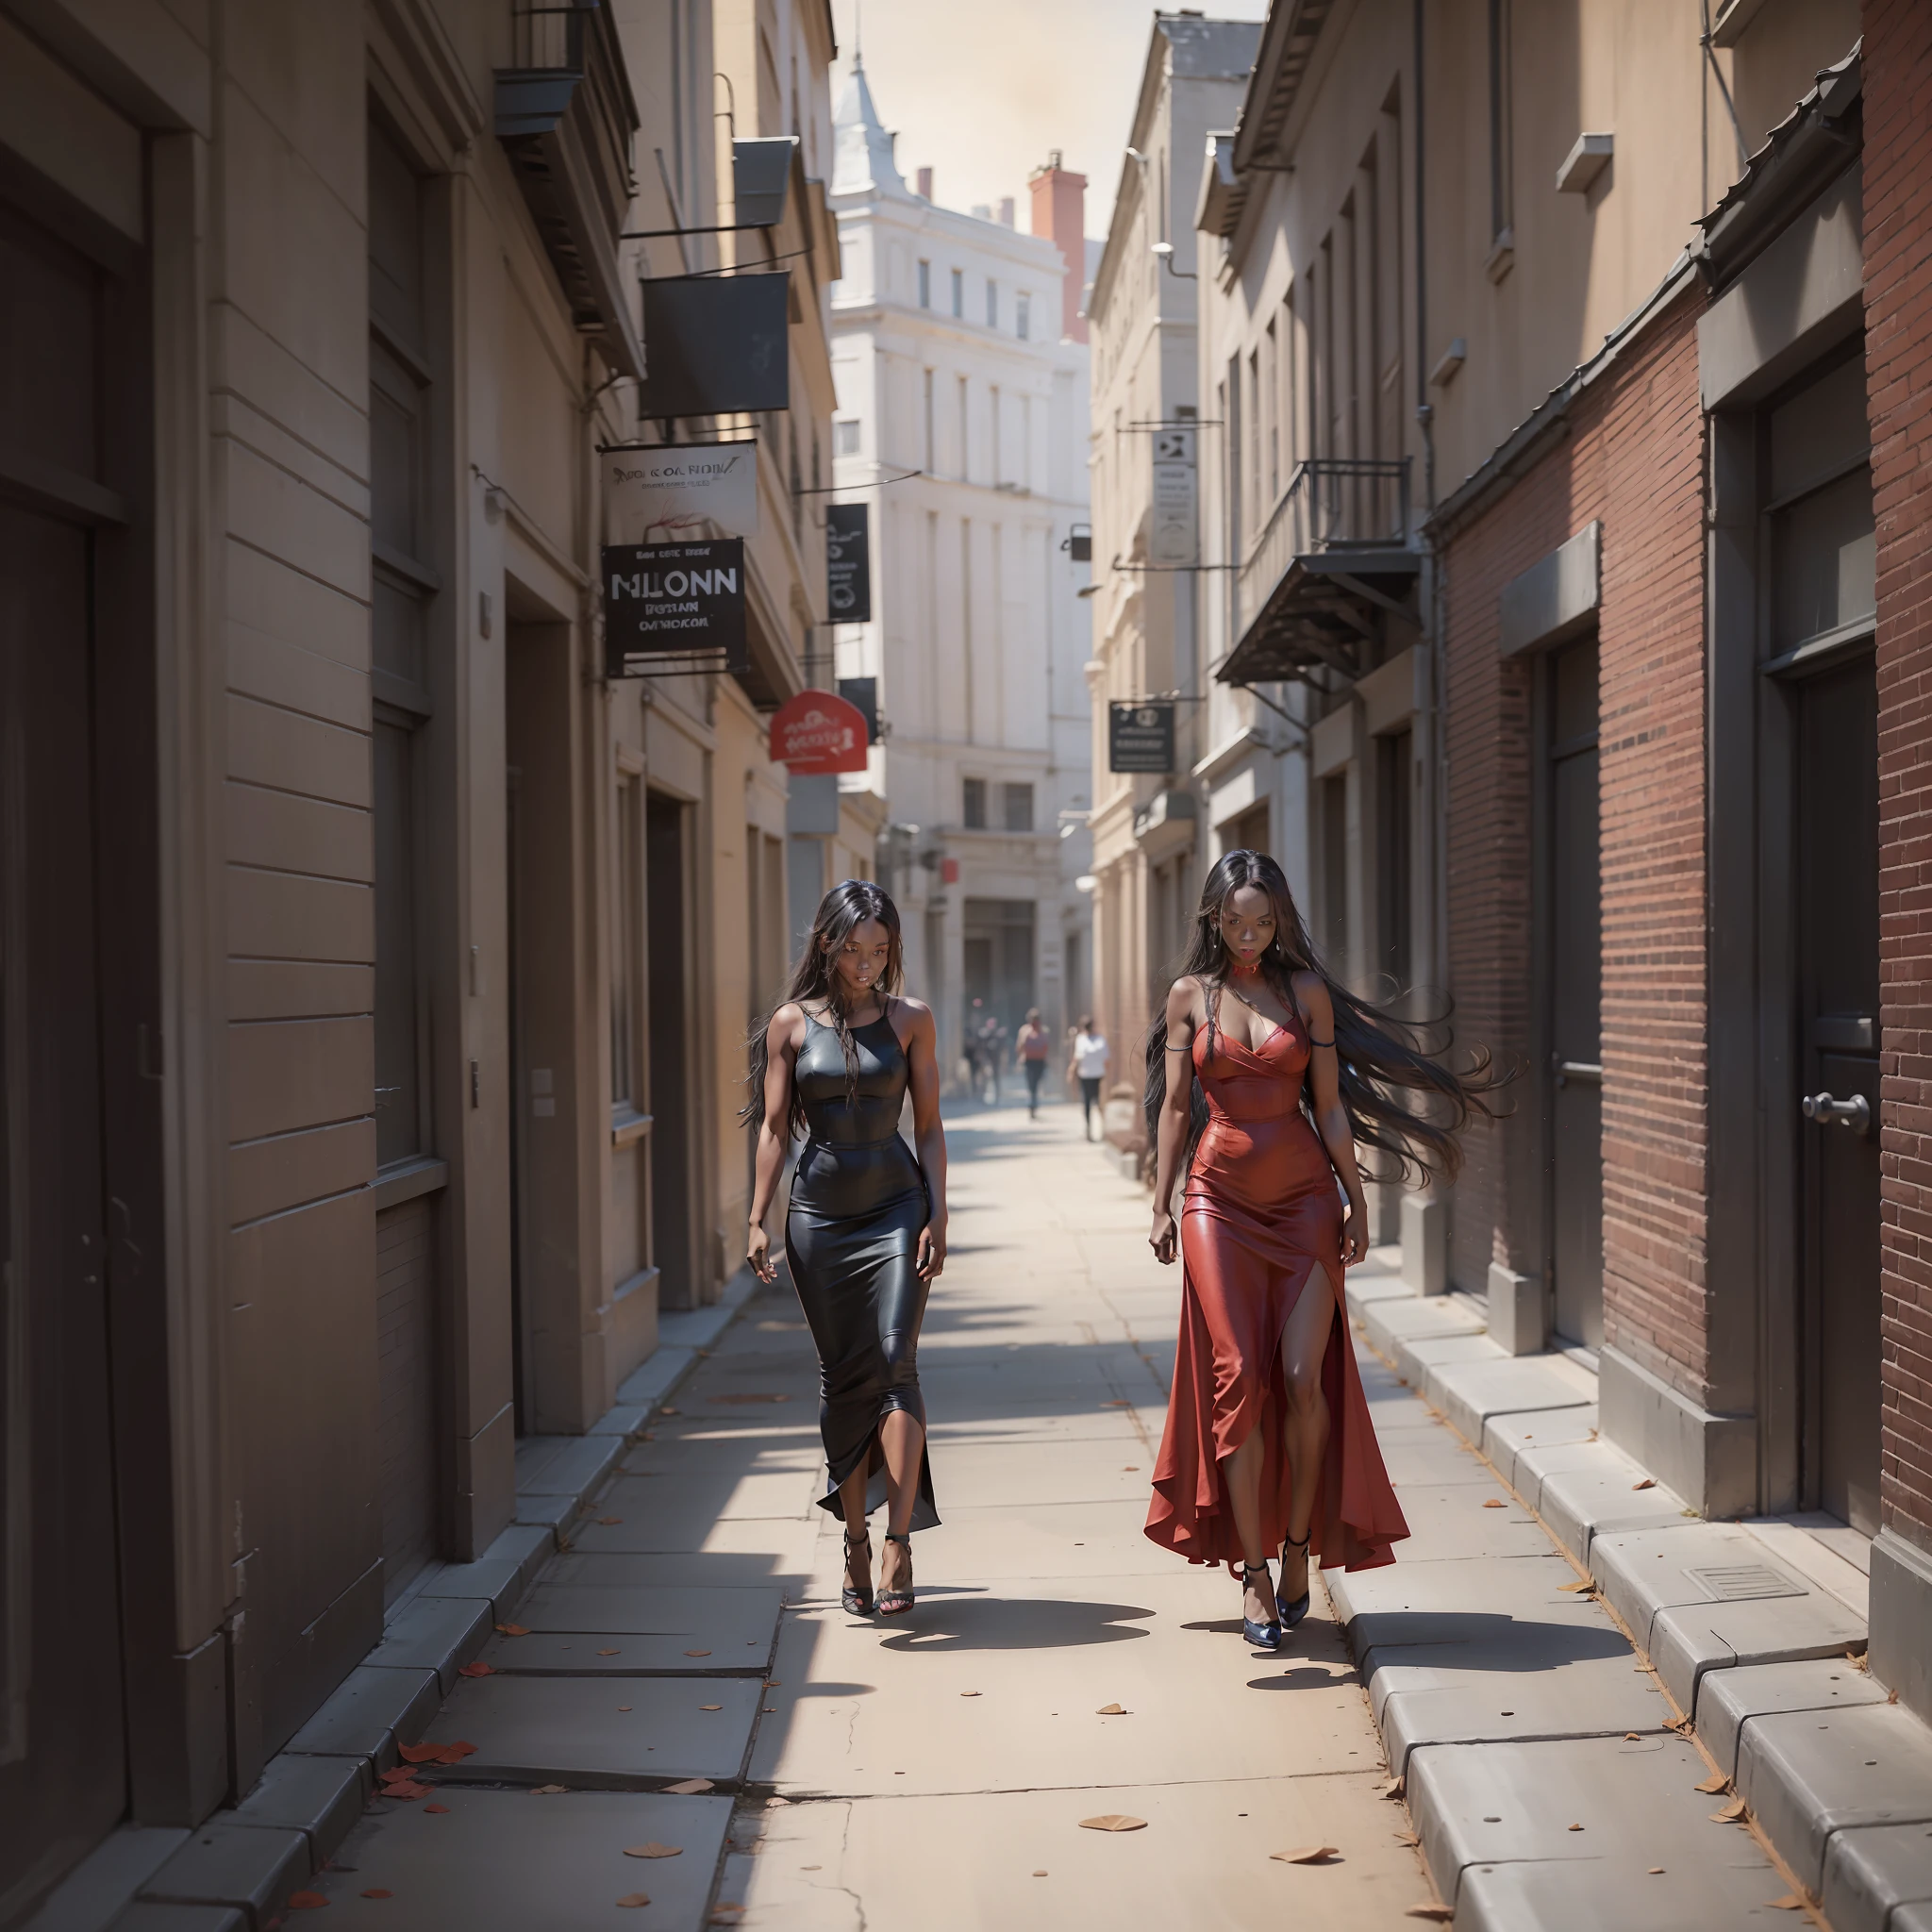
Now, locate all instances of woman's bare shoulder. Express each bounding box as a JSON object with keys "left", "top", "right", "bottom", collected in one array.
[{"left": 1166, "top": 974, "right": 1208, "bottom": 1020}]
